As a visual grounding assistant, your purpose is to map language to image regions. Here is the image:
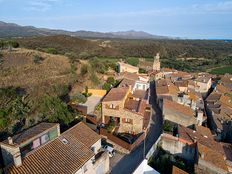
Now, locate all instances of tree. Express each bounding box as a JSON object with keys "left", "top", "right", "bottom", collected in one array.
[
  {"left": 40, "top": 95, "right": 76, "bottom": 125},
  {"left": 107, "top": 77, "right": 115, "bottom": 85},
  {"left": 102, "top": 83, "right": 111, "bottom": 91},
  {"left": 71, "top": 92, "right": 87, "bottom": 104},
  {"left": 10, "top": 96, "right": 30, "bottom": 123},
  {"left": 0, "top": 110, "right": 8, "bottom": 130}
]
